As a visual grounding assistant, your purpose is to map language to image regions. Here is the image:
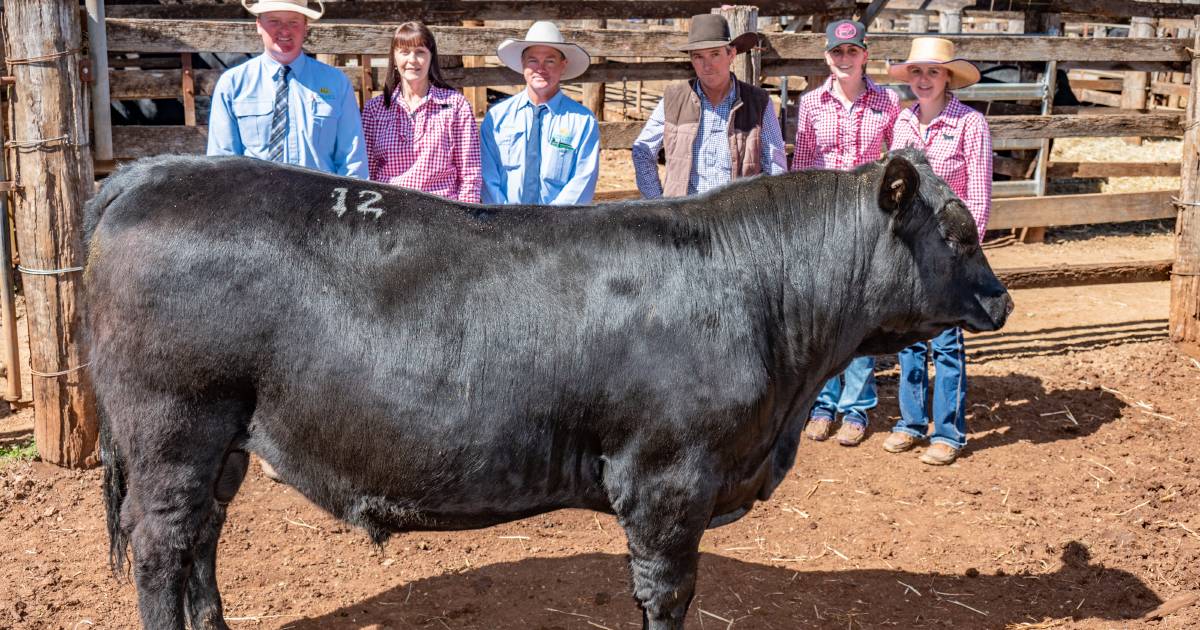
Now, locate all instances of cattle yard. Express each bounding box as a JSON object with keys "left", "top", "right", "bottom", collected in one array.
[{"left": 3, "top": 0, "right": 1200, "bottom": 628}]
